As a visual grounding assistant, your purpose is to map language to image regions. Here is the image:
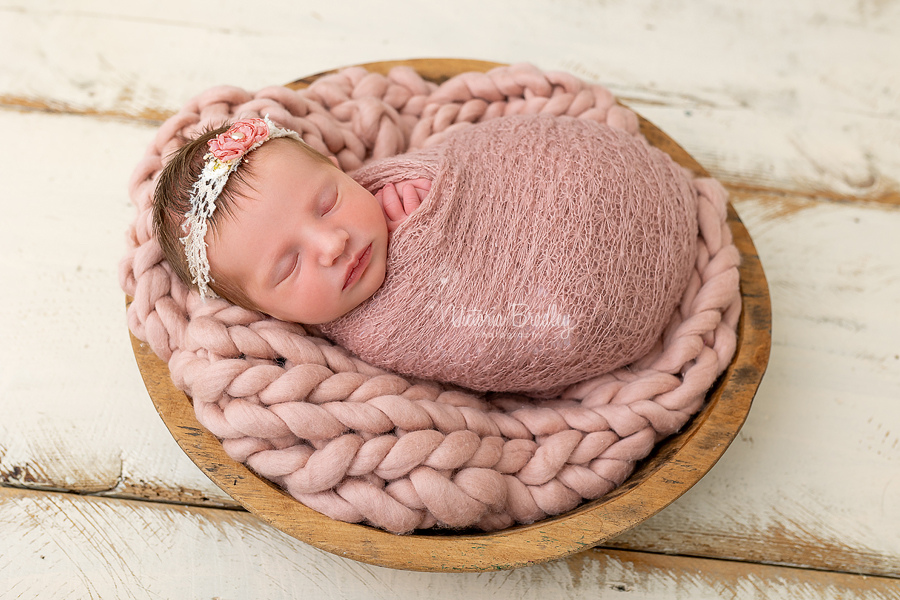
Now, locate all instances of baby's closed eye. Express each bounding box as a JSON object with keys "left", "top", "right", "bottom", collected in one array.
[
  {"left": 272, "top": 254, "right": 299, "bottom": 286},
  {"left": 318, "top": 185, "right": 338, "bottom": 215}
]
